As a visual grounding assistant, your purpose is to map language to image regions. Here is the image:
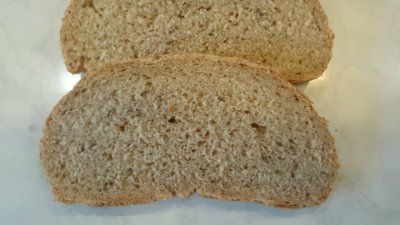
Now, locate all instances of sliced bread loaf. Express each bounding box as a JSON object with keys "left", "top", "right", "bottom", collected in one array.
[
  {"left": 40, "top": 54, "right": 338, "bottom": 207},
  {"left": 61, "top": 0, "right": 333, "bottom": 83}
]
